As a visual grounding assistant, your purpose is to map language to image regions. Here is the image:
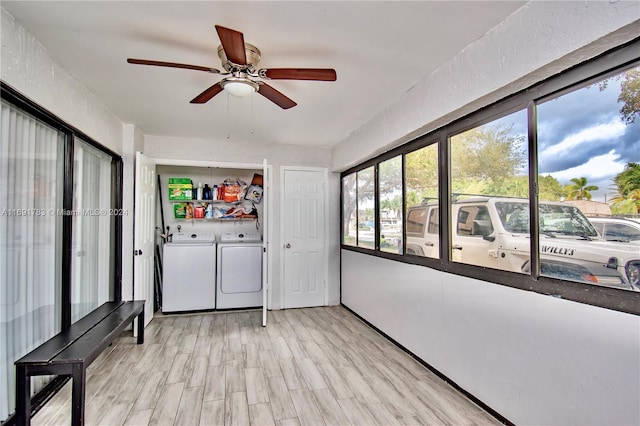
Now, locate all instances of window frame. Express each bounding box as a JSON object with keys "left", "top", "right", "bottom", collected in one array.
[
  {"left": 1, "top": 81, "right": 124, "bottom": 416},
  {"left": 340, "top": 37, "right": 640, "bottom": 315}
]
